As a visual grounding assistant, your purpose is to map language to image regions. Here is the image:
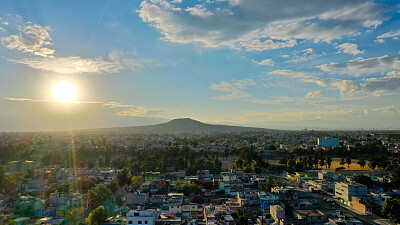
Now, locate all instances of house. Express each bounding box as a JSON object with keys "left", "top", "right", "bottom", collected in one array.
[
  {"left": 293, "top": 210, "right": 326, "bottom": 224},
  {"left": 237, "top": 191, "right": 259, "bottom": 207},
  {"left": 126, "top": 191, "right": 149, "bottom": 206},
  {"left": 350, "top": 196, "right": 381, "bottom": 215},
  {"left": 163, "top": 193, "right": 184, "bottom": 215},
  {"left": 270, "top": 205, "right": 285, "bottom": 223},
  {"left": 258, "top": 192, "right": 279, "bottom": 205},
  {"left": 126, "top": 210, "right": 156, "bottom": 225},
  {"left": 145, "top": 172, "right": 161, "bottom": 184}
]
